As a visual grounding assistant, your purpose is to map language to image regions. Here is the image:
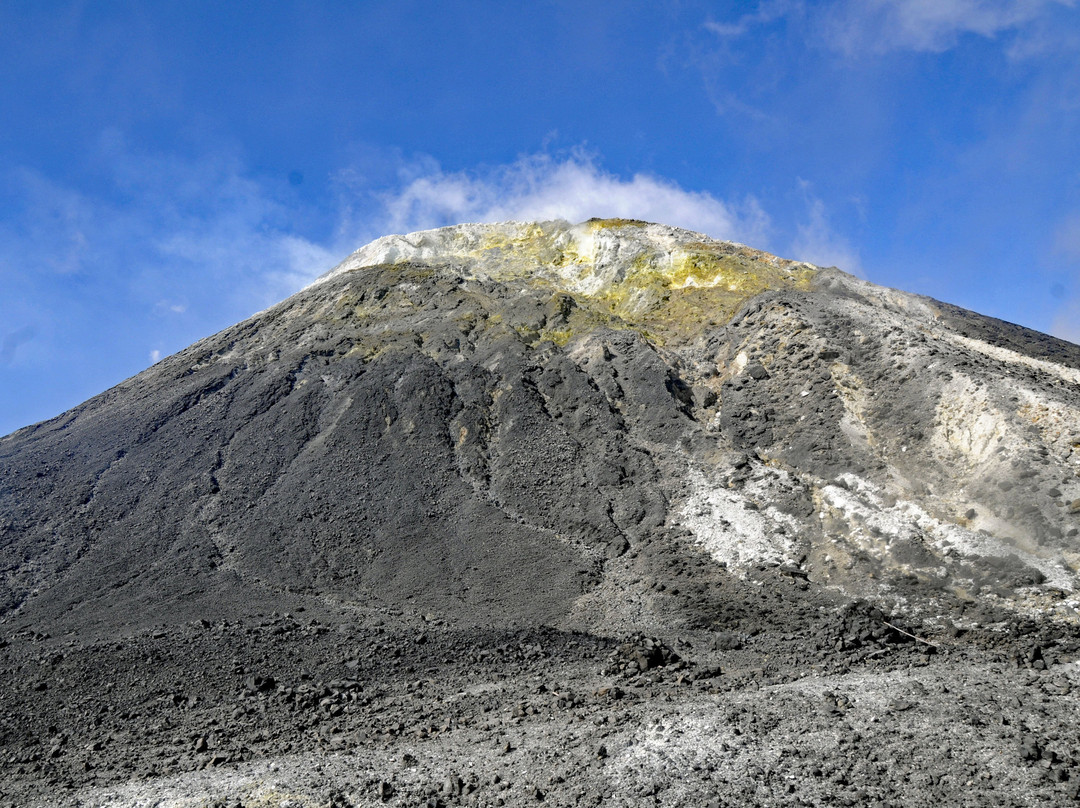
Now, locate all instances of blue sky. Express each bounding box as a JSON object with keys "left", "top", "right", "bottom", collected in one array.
[{"left": 2, "top": 1, "right": 1079, "bottom": 435}]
